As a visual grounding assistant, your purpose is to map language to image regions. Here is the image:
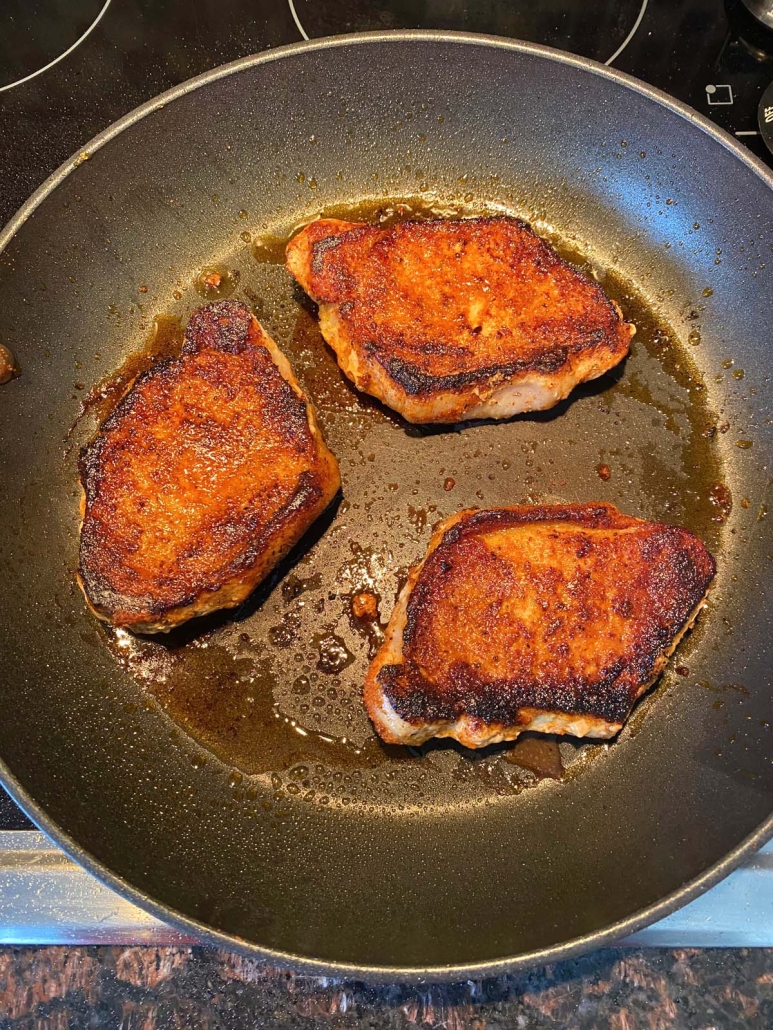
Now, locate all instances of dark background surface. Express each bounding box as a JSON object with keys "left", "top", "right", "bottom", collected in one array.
[{"left": 0, "top": 945, "right": 772, "bottom": 1028}]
